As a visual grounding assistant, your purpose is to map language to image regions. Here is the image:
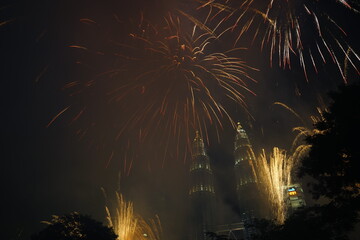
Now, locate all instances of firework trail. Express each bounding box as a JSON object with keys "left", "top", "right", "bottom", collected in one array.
[
  {"left": 200, "top": 0, "right": 360, "bottom": 82},
  {"left": 272, "top": 101, "right": 325, "bottom": 151},
  {"left": 65, "top": 11, "right": 257, "bottom": 172},
  {"left": 46, "top": 106, "right": 70, "bottom": 128},
  {"left": 0, "top": 4, "right": 16, "bottom": 27},
  {"left": 0, "top": 19, "right": 13, "bottom": 26},
  {"left": 105, "top": 192, "right": 162, "bottom": 240}
]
